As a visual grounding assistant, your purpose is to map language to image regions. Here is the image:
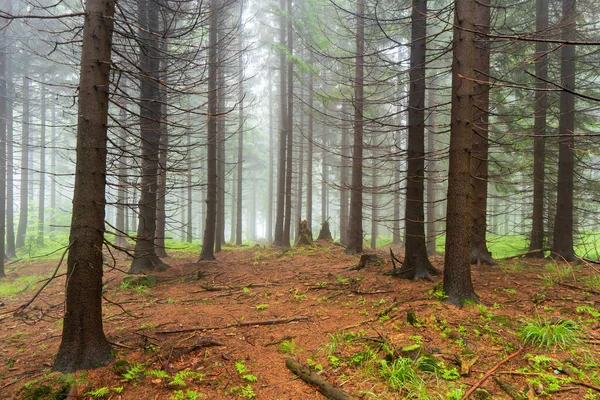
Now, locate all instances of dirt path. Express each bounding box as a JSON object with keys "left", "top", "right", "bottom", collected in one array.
[{"left": 1, "top": 244, "right": 599, "bottom": 399}]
